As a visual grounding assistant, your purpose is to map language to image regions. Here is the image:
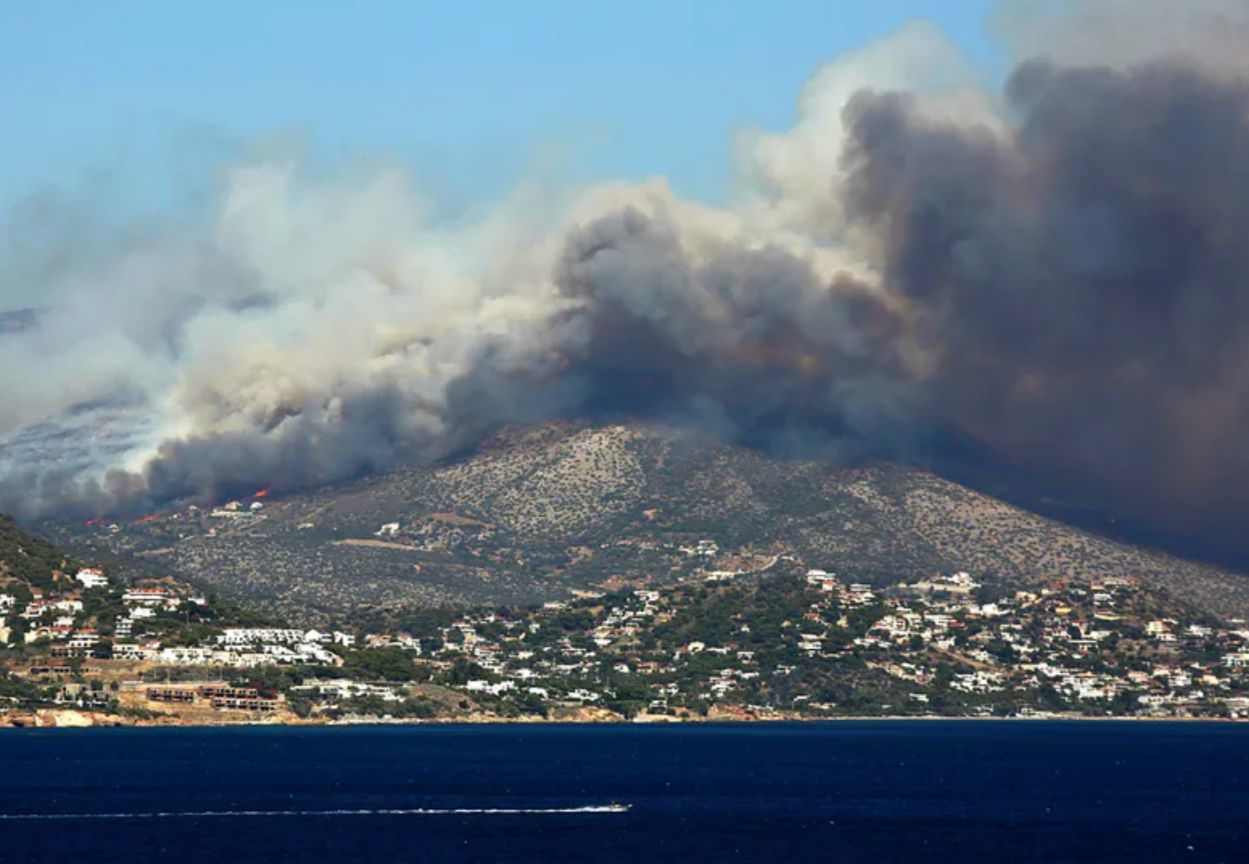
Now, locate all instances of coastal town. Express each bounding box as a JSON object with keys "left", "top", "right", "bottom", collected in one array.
[{"left": 4, "top": 522, "right": 1249, "bottom": 726}]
